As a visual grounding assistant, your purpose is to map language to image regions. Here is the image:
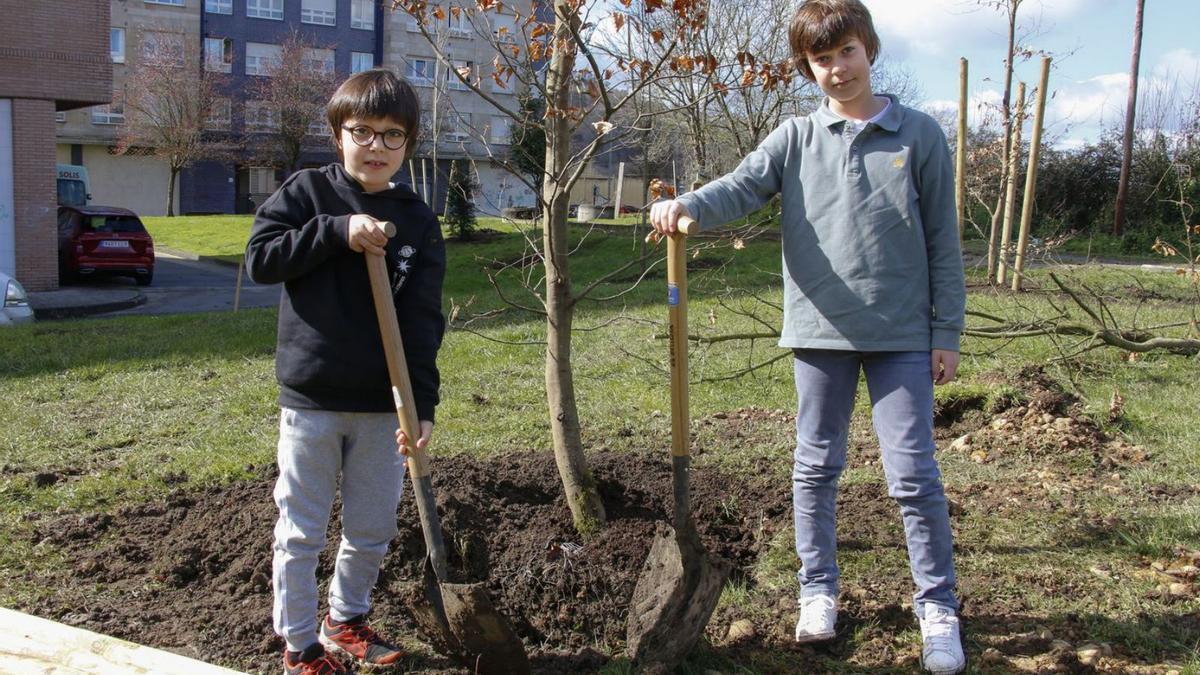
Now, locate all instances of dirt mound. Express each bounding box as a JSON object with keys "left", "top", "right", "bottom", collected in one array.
[
  {"left": 945, "top": 366, "right": 1148, "bottom": 472},
  {"left": 23, "top": 450, "right": 790, "bottom": 673}
]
